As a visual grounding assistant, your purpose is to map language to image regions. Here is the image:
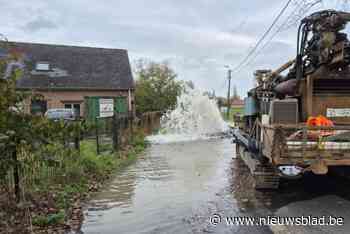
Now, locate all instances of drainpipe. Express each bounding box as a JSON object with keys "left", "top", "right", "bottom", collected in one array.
[{"left": 128, "top": 89, "right": 132, "bottom": 113}]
